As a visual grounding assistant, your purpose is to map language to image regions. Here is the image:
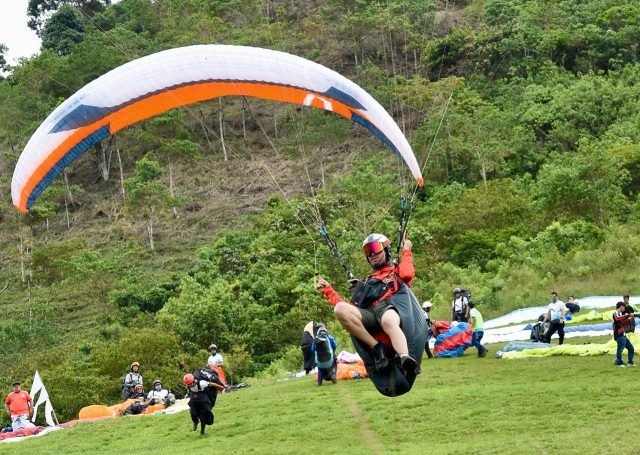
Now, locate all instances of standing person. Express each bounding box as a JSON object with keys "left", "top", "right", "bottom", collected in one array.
[
  {"left": 623, "top": 295, "right": 639, "bottom": 334},
  {"left": 207, "top": 344, "right": 224, "bottom": 367},
  {"left": 300, "top": 321, "right": 316, "bottom": 374},
  {"left": 316, "top": 234, "right": 418, "bottom": 374},
  {"left": 542, "top": 291, "right": 567, "bottom": 345},
  {"left": 451, "top": 288, "right": 470, "bottom": 322},
  {"left": 207, "top": 344, "right": 227, "bottom": 388},
  {"left": 613, "top": 301, "right": 636, "bottom": 368},
  {"left": 469, "top": 302, "right": 488, "bottom": 357},
  {"left": 122, "top": 362, "right": 143, "bottom": 400},
  {"left": 4, "top": 382, "right": 35, "bottom": 430},
  {"left": 311, "top": 324, "right": 338, "bottom": 386},
  {"left": 422, "top": 301, "right": 434, "bottom": 359}
]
